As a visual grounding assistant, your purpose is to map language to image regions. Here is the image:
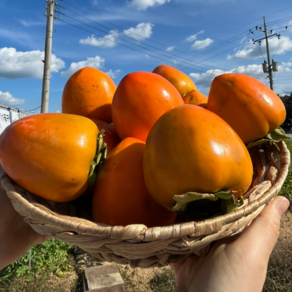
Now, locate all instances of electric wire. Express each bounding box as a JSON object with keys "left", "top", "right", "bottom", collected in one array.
[
  {"left": 56, "top": 3, "right": 244, "bottom": 71},
  {"left": 25, "top": 106, "right": 41, "bottom": 112},
  {"left": 56, "top": 6, "right": 220, "bottom": 71},
  {"left": 56, "top": 17, "right": 209, "bottom": 72}
]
